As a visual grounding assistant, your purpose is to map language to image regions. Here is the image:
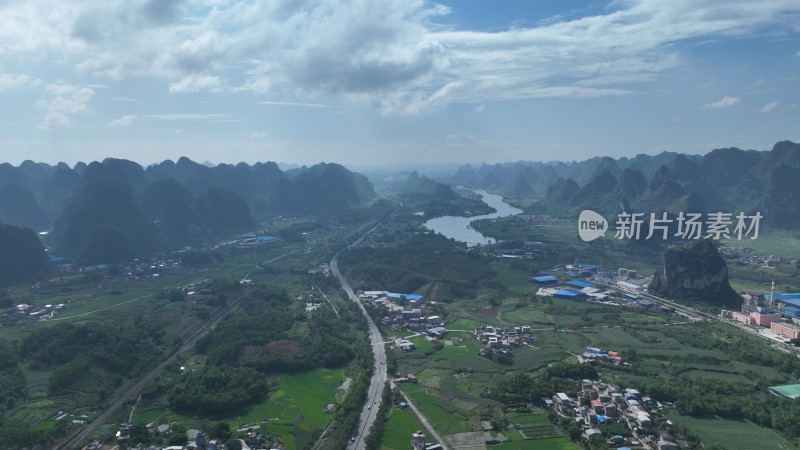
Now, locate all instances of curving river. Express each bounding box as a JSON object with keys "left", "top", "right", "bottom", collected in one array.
[{"left": 423, "top": 190, "right": 522, "bottom": 246}]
